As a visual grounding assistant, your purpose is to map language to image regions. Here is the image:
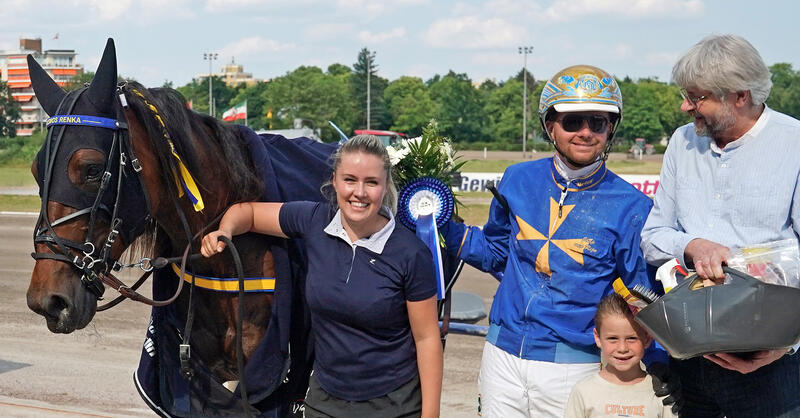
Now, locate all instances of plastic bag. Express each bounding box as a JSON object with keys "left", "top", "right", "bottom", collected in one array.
[{"left": 725, "top": 239, "right": 800, "bottom": 288}]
